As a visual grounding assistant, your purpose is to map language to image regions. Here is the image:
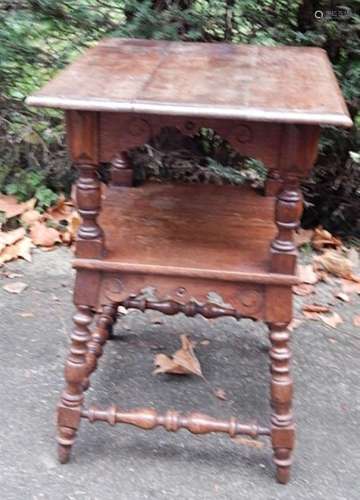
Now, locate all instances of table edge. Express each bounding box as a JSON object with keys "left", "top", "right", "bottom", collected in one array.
[{"left": 25, "top": 95, "right": 353, "bottom": 127}]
